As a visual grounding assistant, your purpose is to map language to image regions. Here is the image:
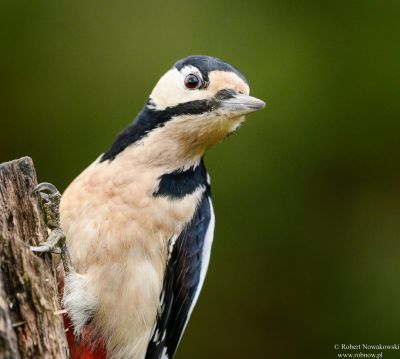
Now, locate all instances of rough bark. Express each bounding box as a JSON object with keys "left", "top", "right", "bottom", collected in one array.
[{"left": 0, "top": 157, "right": 68, "bottom": 359}]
